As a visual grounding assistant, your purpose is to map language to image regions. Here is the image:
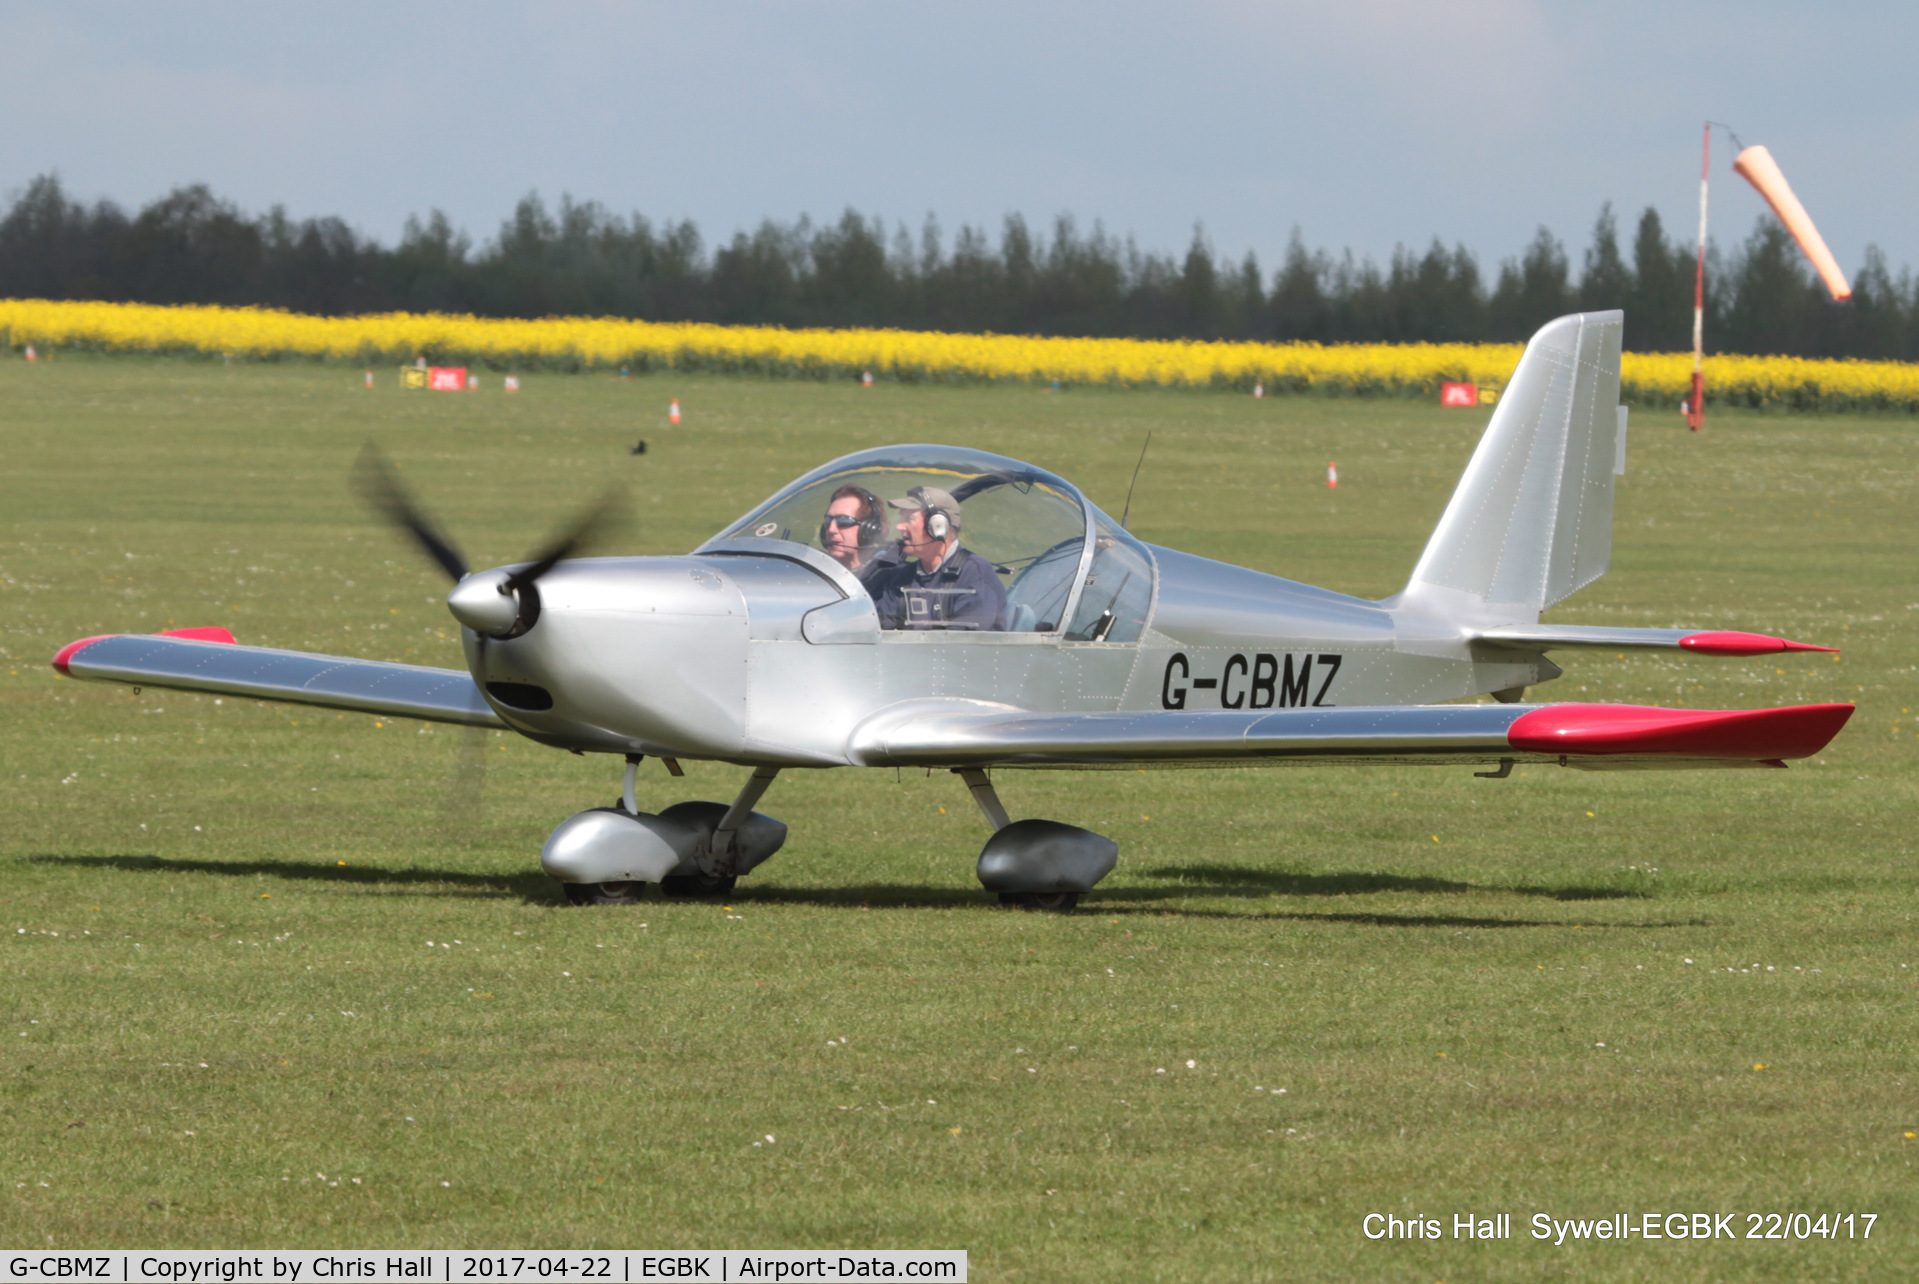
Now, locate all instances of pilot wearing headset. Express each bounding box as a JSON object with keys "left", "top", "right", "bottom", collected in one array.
[
  {"left": 866, "top": 485, "right": 1007, "bottom": 631},
  {"left": 819, "top": 484, "right": 889, "bottom": 574}
]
